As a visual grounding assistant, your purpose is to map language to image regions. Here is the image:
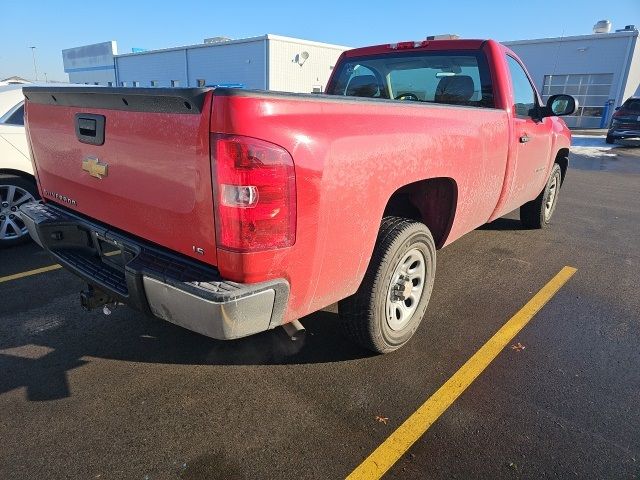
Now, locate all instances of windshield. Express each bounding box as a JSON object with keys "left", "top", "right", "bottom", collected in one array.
[{"left": 327, "top": 50, "right": 495, "bottom": 108}]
